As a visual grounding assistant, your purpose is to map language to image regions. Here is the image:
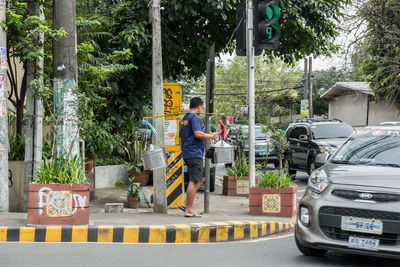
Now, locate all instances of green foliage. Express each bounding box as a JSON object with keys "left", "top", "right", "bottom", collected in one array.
[
  {"left": 34, "top": 154, "right": 87, "bottom": 184},
  {"left": 257, "top": 170, "right": 295, "bottom": 188},
  {"left": 96, "top": 157, "right": 125, "bottom": 166},
  {"left": 125, "top": 130, "right": 149, "bottom": 173},
  {"left": 126, "top": 176, "right": 141, "bottom": 197},
  {"left": 8, "top": 134, "right": 25, "bottom": 161},
  {"left": 358, "top": 0, "right": 400, "bottom": 104},
  {"left": 270, "top": 129, "right": 289, "bottom": 171},
  {"left": 226, "top": 159, "right": 249, "bottom": 179},
  {"left": 115, "top": 180, "right": 127, "bottom": 188}
]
